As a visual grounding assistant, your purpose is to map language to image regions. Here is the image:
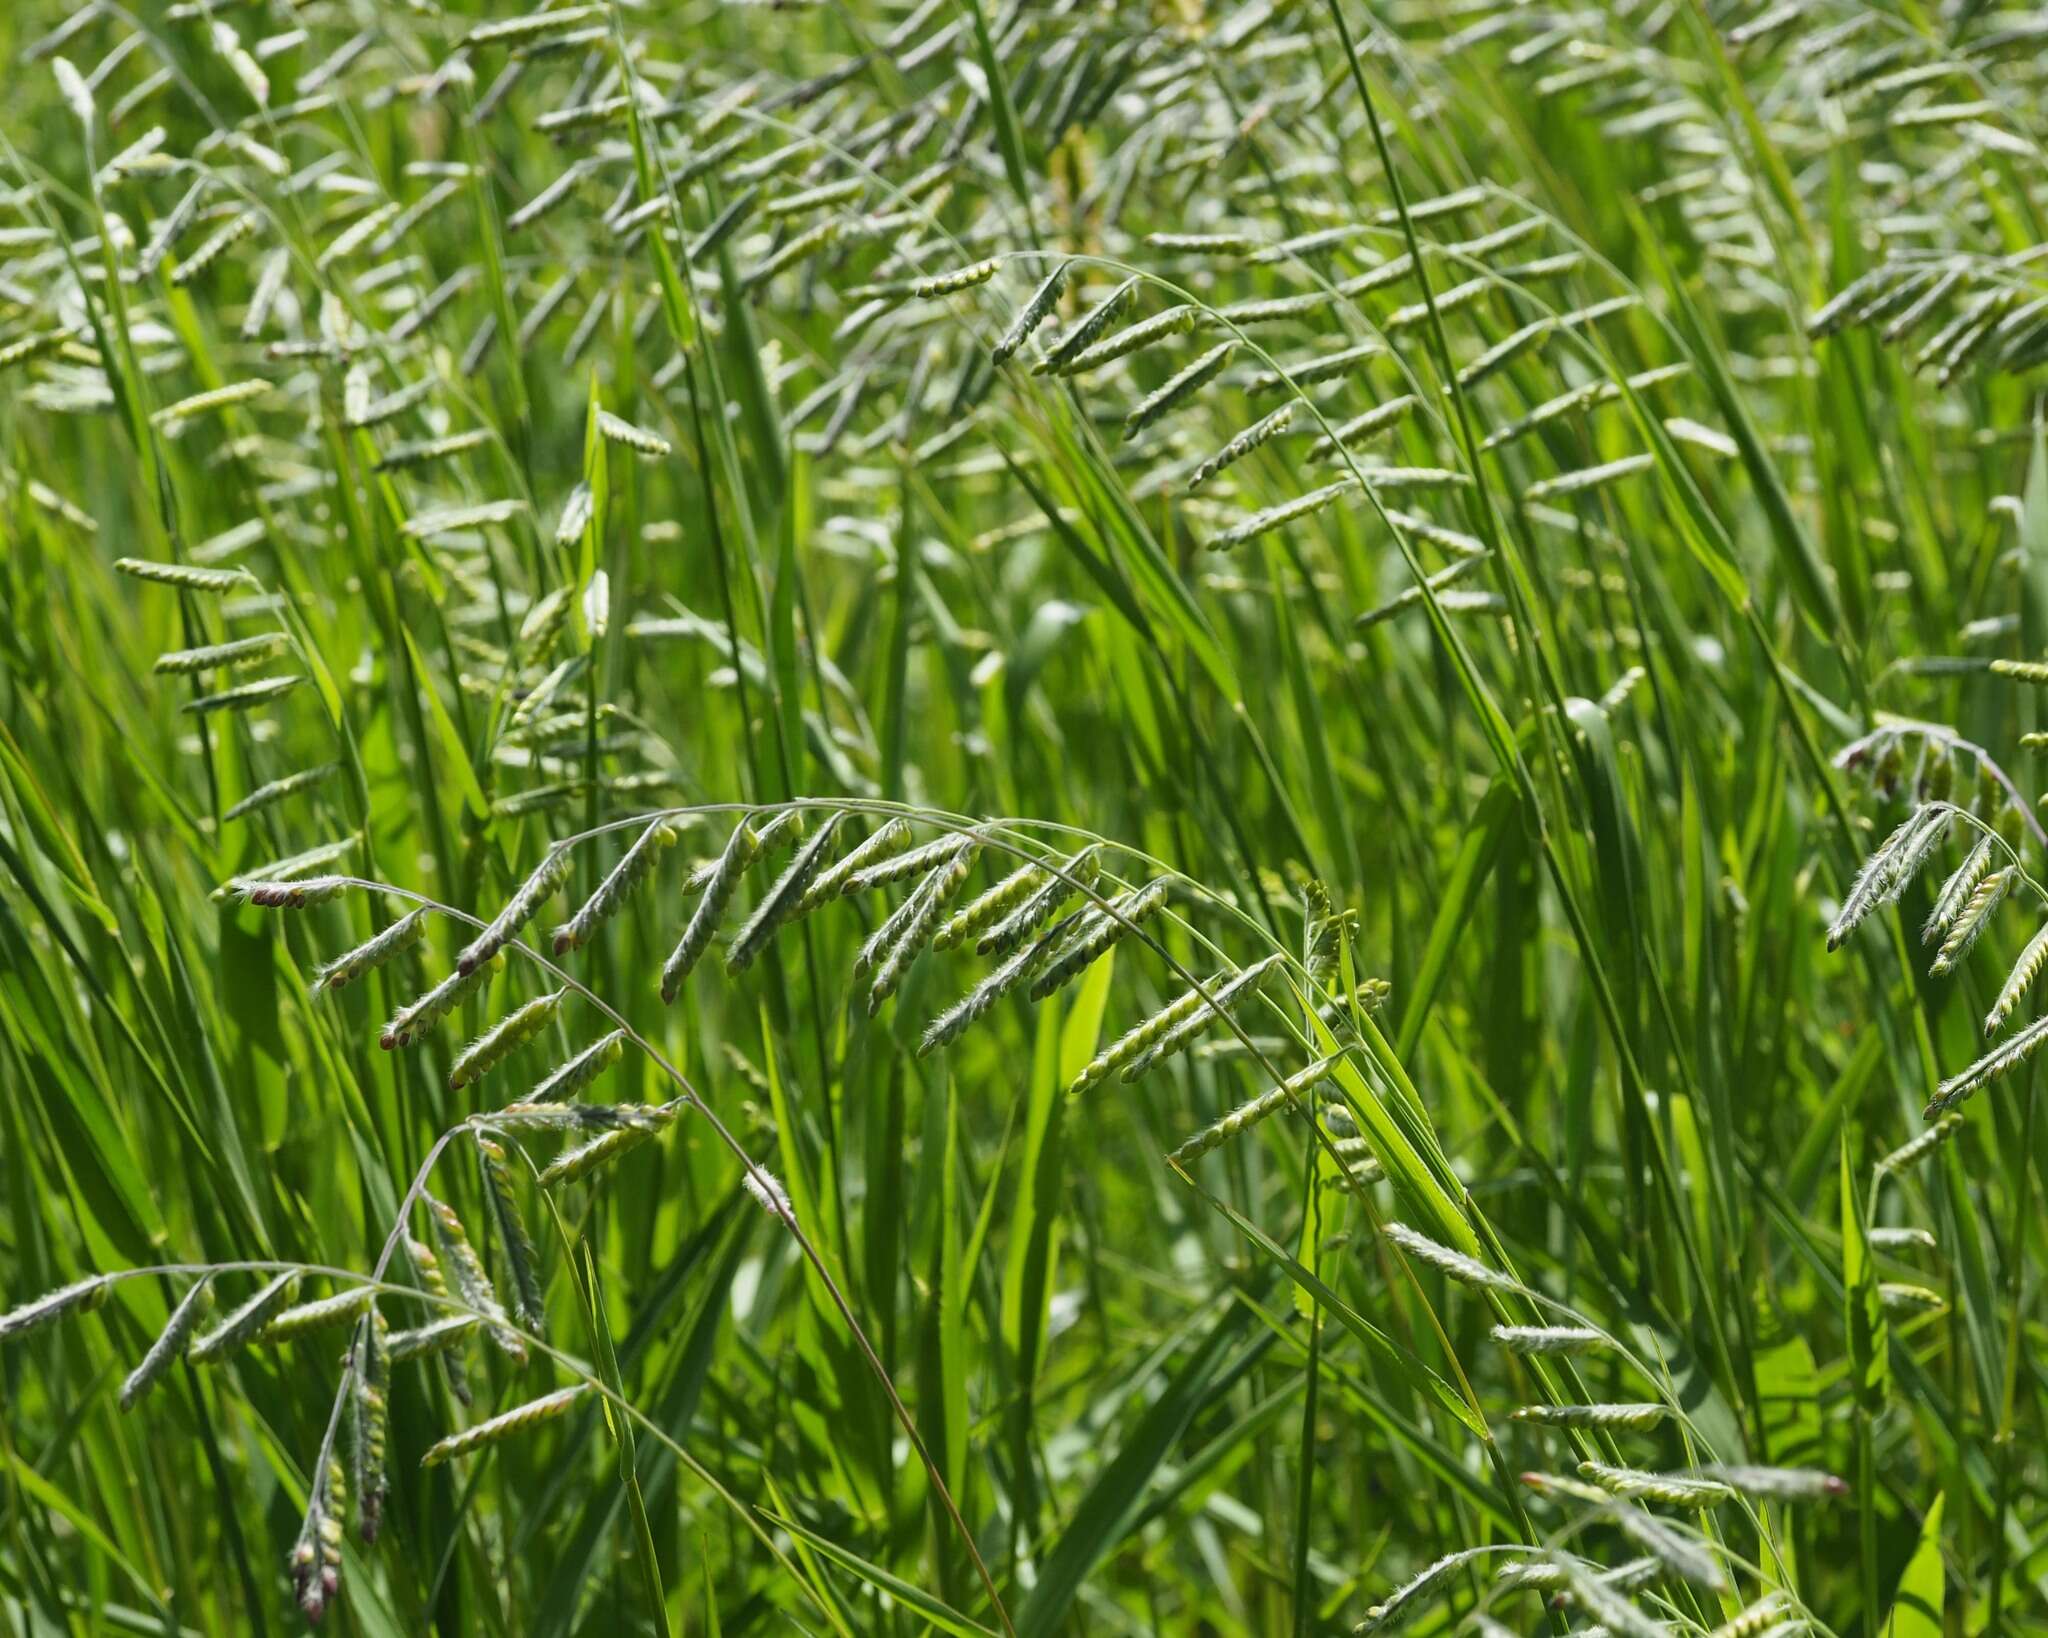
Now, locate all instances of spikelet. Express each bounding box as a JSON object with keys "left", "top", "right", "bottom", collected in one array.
[
  {"left": 154, "top": 632, "right": 289, "bottom": 675},
  {"left": 1459, "top": 319, "right": 1556, "bottom": 387},
  {"left": 1033, "top": 277, "right": 1139, "bottom": 373},
  {"left": 1253, "top": 340, "right": 1382, "bottom": 393},
  {"left": 428, "top": 1196, "right": 523, "bottom": 1363},
  {"left": 1310, "top": 395, "right": 1419, "bottom": 459},
  {"left": 348, "top": 1311, "right": 391, "bottom": 1543},
  {"left": 1881, "top": 1111, "right": 1966, "bottom": 1168},
  {"left": 596, "top": 409, "right": 673, "bottom": 457},
  {"left": 459, "top": 848, "right": 571, "bottom": 974},
  {"left": 1169, "top": 1055, "right": 1343, "bottom": 1163},
  {"left": 120, "top": 1276, "right": 214, "bottom": 1409},
  {"left": 980, "top": 848, "right": 1100, "bottom": 955},
  {"left": 1545, "top": 1552, "right": 1664, "bottom": 1638},
  {"left": 1983, "top": 921, "right": 2048, "bottom": 1034},
  {"left": 1880, "top": 1281, "right": 1946, "bottom": 1315},
  {"left": 1513, "top": 1402, "right": 1669, "bottom": 1428},
  {"left": 838, "top": 832, "right": 966, "bottom": 898},
  {"left": 1708, "top": 1594, "right": 1795, "bottom": 1638},
  {"left": 1211, "top": 478, "right": 1357, "bottom": 549},
  {"left": 1122, "top": 955, "right": 1283, "bottom": 1082},
  {"left": 477, "top": 1135, "right": 545, "bottom": 1334},
  {"left": 1492, "top": 1324, "right": 1604, "bottom": 1354},
  {"left": 867, "top": 841, "right": 979, "bottom": 1011},
  {"left": 241, "top": 873, "right": 348, "bottom": 908},
  {"left": 1352, "top": 1550, "right": 1492, "bottom": 1635},
  {"left": 1122, "top": 342, "right": 1235, "bottom": 441},
  {"left": 260, "top": 1287, "right": 373, "bottom": 1344},
  {"left": 1930, "top": 865, "right": 2011, "bottom": 975},
  {"left": 169, "top": 211, "right": 256, "bottom": 285},
  {"left": 1049, "top": 306, "right": 1198, "bottom": 376},
  {"left": 466, "top": 7, "right": 603, "bottom": 46},
  {"left": 1354, "top": 555, "right": 1493, "bottom": 631},
  {"left": 1190, "top": 406, "right": 1293, "bottom": 489},
  {"left": 1070, "top": 982, "right": 1211, "bottom": 1096},
  {"left": 386, "top": 1314, "right": 479, "bottom": 1364},
  {"left": 382, "top": 955, "right": 502, "bottom": 1050},
  {"left": 116, "top": 556, "right": 241, "bottom": 592},
  {"left": 315, "top": 909, "right": 428, "bottom": 991},
  {"left": 1493, "top": 1554, "right": 1658, "bottom": 1594},
  {"left": 1524, "top": 454, "right": 1655, "bottom": 502},
  {"left": 741, "top": 1164, "right": 795, "bottom": 1220},
  {"left": 530, "top": 1030, "right": 628, "bottom": 1102},
  {"left": 935, "top": 859, "right": 1043, "bottom": 951},
  {"left": 227, "top": 763, "right": 339, "bottom": 824},
  {"left": 183, "top": 675, "right": 301, "bottom": 716},
  {"left": 1869, "top": 1225, "right": 1938, "bottom": 1252},
  {"left": 151, "top": 380, "right": 272, "bottom": 427},
  {"left": 403, "top": 500, "right": 528, "bottom": 540},
  {"left": 912, "top": 259, "right": 1000, "bottom": 298},
  {"left": 288, "top": 1456, "right": 345, "bottom": 1625},
  {"left": 421, "top": 1383, "right": 587, "bottom": 1466},
  {"left": 1579, "top": 1461, "right": 1731, "bottom": 1508},
  {"left": 662, "top": 819, "right": 761, "bottom": 1002},
  {"left": 1026, "top": 880, "right": 1171, "bottom": 1000},
  {"left": 1383, "top": 1221, "right": 1516, "bottom": 1290},
  {"left": 1610, "top": 1502, "right": 1731, "bottom": 1591},
  {"left": 1923, "top": 837, "right": 1993, "bottom": 945},
  {"left": 553, "top": 820, "right": 676, "bottom": 954},
  {"left": 992, "top": 262, "right": 1068, "bottom": 366},
  {"left": 450, "top": 989, "right": 564, "bottom": 1089},
  {"left": 795, "top": 817, "right": 911, "bottom": 912},
  {"left": 1827, "top": 806, "right": 1949, "bottom": 949},
  {"left": 539, "top": 1108, "right": 675, "bottom": 1186},
  {"left": 189, "top": 1272, "right": 301, "bottom": 1363},
  {"left": 375, "top": 430, "right": 493, "bottom": 472},
  {"left": 726, "top": 813, "right": 847, "bottom": 971},
  {"left": 919, "top": 914, "right": 1078, "bottom": 1056}
]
